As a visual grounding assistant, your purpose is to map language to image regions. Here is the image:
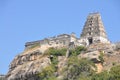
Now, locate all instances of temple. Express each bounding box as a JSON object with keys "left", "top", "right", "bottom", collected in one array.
[
  {"left": 79, "top": 13, "right": 110, "bottom": 46},
  {"left": 25, "top": 13, "right": 110, "bottom": 52}
]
